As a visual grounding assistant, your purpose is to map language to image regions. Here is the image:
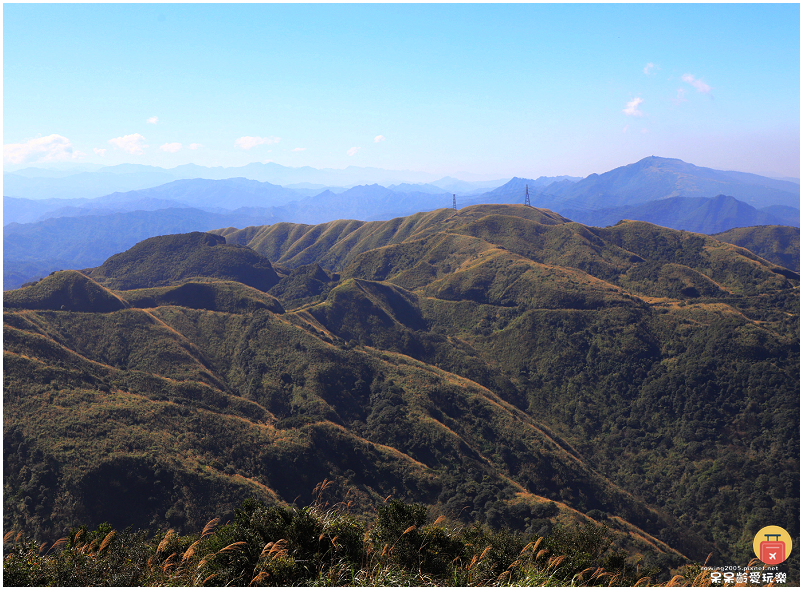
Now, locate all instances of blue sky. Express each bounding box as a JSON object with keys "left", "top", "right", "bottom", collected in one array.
[{"left": 4, "top": 3, "right": 800, "bottom": 178}]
